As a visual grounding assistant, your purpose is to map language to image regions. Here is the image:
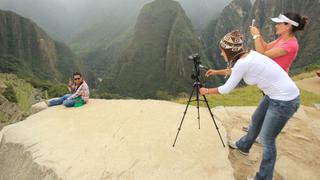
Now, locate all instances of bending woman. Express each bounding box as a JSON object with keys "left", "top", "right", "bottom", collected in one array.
[{"left": 200, "top": 30, "right": 300, "bottom": 180}]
